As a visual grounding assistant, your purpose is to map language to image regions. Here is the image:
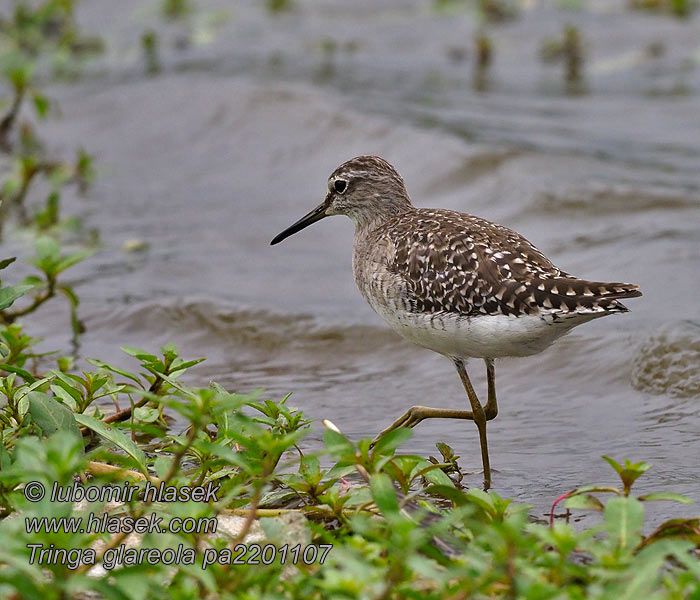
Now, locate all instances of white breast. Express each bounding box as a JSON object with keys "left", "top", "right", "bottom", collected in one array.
[{"left": 367, "top": 297, "right": 603, "bottom": 359}]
